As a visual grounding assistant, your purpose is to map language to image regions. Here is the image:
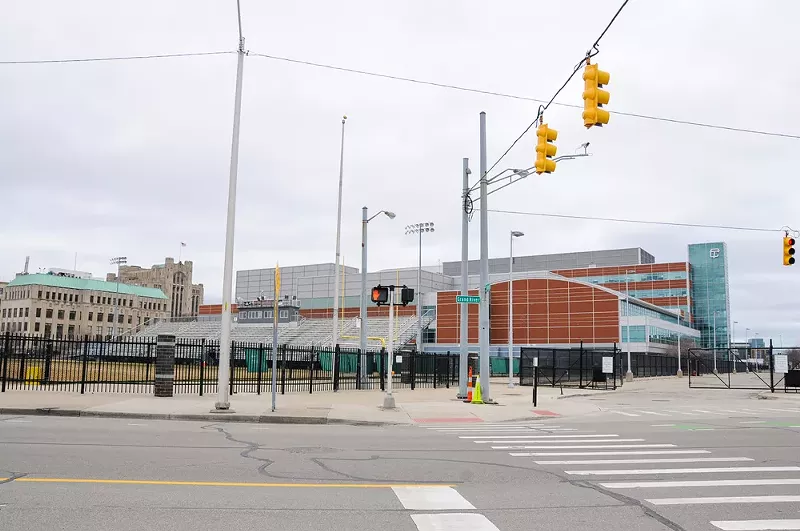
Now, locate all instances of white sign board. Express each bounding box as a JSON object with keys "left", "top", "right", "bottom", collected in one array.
[
  {"left": 533, "top": 357, "right": 539, "bottom": 367},
  {"left": 396, "top": 355, "right": 403, "bottom": 363},
  {"left": 774, "top": 354, "right": 789, "bottom": 374},
  {"left": 602, "top": 357, "right": 613, "bottom": 374}
]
